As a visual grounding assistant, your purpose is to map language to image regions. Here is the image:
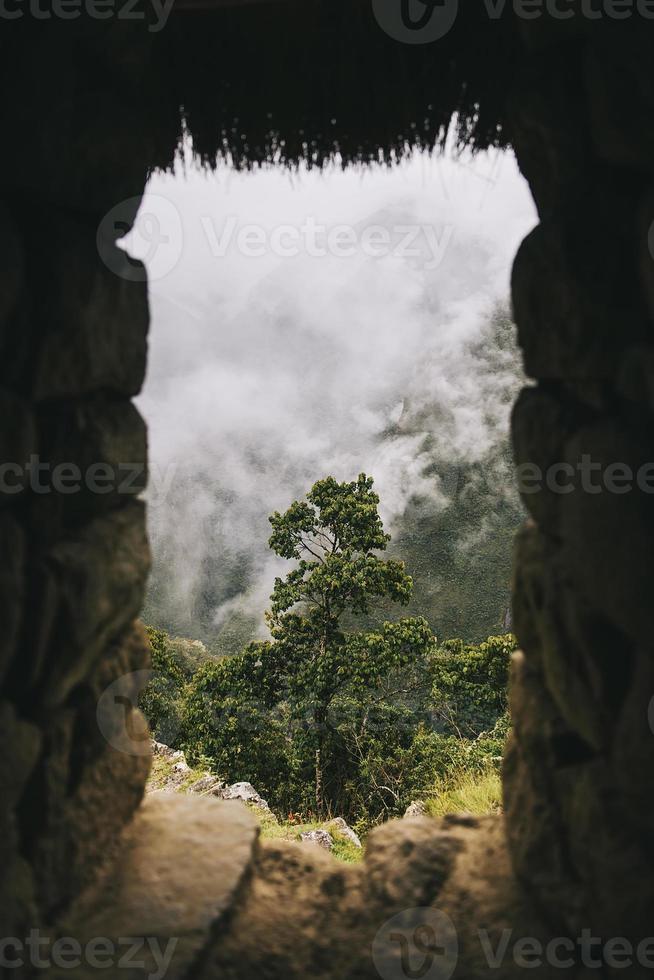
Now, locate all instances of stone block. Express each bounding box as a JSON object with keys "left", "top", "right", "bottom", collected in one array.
[
  {"left": 514, "top": 522, "right": 629, "bottom": 751},
  {"left": 511, "top": 386, "right": 580, "bottom": 532},
  {"left": 0, "top": 700, "right": 42, "bottom": 839},
  {"left": 511, "top": 520, "right": 547, "bottom": 665},
  {"left": 0, "top": 200, "right": 24, "bottom": 334},
  {"left": 559, "top": 420, "right": 654, "bottom": 646},
  {"left": 503, "top": 651, "right": 589, "bottom": 933},
  {"left": 364, "top": 817, "right": 461, "bottom": 909},
  {"left": 637, "top": 188, "right": 654, "bottom": 323},
  {"left": 0, "top": 388, "right": 37, "bottom": 506},
  {"left": 26, "top": 707, "right": 123, "bottom": 916},
  {"left": 0, "top": 701, "right": 42, "bottom": 937},
  {"left": 611, "top": 644, "right": 654, "bottom": 839},
  {"left": 48, "top": 795, "right": 258, "bottom": 980},
  {"left": 29, "top": 399, "right": 147, "bottom": 540},
  {"left": 32, "top": 213, "right": 148, "bottom": 401},
  {"left": 507, "top": 52, "right": 590, "bottom": 217},
  {"left": 1, "top": 32, "right": 153, "bottom": 216},
  {"left": 616, "top": 344, "right": 654, "bottom": 411},
  {"left": 585, "top": 33, "right": 654, "bottom": 172},
  {"left": 34, "top": 502, "right": 150, "bottom": 707},
  {"left": 201, "top": 816, "right": 551, "bottom": 980},
  {"left": 0, "top": 514, "right": 26, "bottom": 686},
  {"left": 512, "top": 217, "right": 648, "bottom": 381},
  {"left": 556, "top": 757, "right": 654, "bottom": 937},
  {"left": 26, "top": 625, "right": 151, "bottom": 915}
]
